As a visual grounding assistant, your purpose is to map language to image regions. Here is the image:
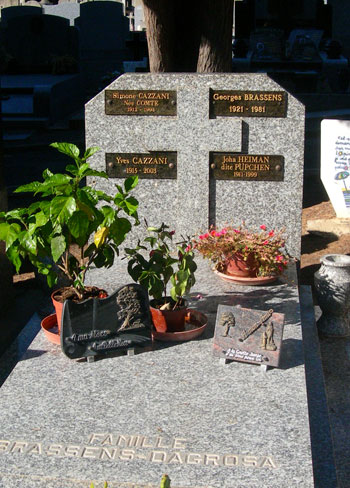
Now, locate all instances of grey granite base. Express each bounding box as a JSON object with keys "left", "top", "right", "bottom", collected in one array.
[{"left": 0, "top": 263, "right": 334, "bottom": 488}]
